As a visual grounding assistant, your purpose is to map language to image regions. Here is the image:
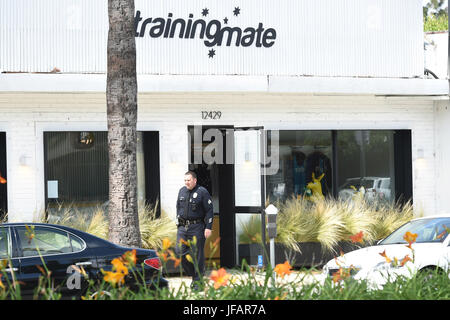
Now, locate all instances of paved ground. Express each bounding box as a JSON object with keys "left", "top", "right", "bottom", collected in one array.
[{"left": 166, "top": 268, "right": 324, "bottom": 293}]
